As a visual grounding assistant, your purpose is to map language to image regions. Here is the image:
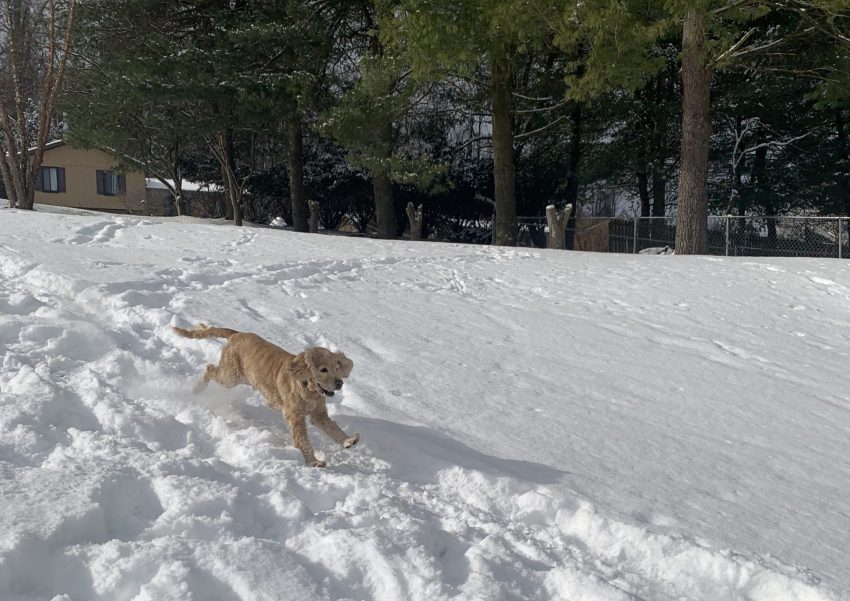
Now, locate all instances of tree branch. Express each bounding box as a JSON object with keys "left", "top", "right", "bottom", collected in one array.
[{"left": 514, "top": 115, "right": 566, "bottom": 141}]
